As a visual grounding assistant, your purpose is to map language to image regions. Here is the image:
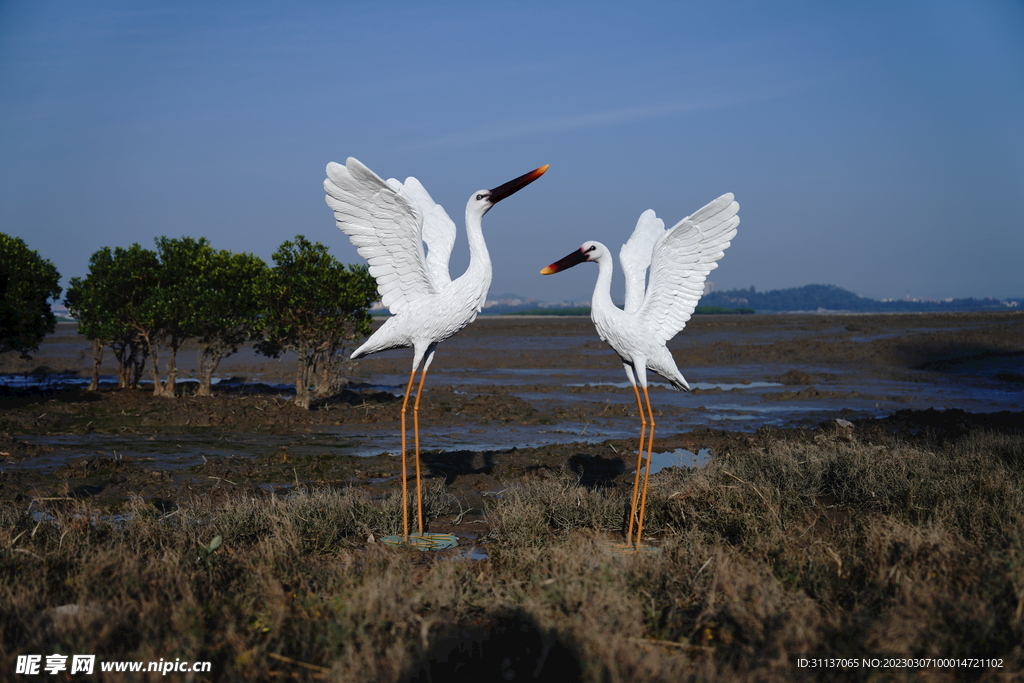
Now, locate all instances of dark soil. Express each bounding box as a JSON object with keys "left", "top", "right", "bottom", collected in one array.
[{"left": 2, "top": 313, "right": 1022, "bottom": 538}]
